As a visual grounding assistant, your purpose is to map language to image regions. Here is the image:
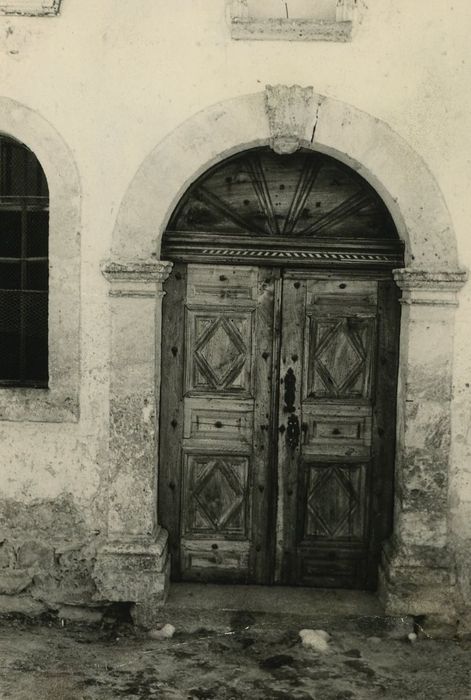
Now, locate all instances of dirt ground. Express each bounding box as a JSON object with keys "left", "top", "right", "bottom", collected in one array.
[{"left": 0, "top": 615, "right": 470, "bottom": 700}]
